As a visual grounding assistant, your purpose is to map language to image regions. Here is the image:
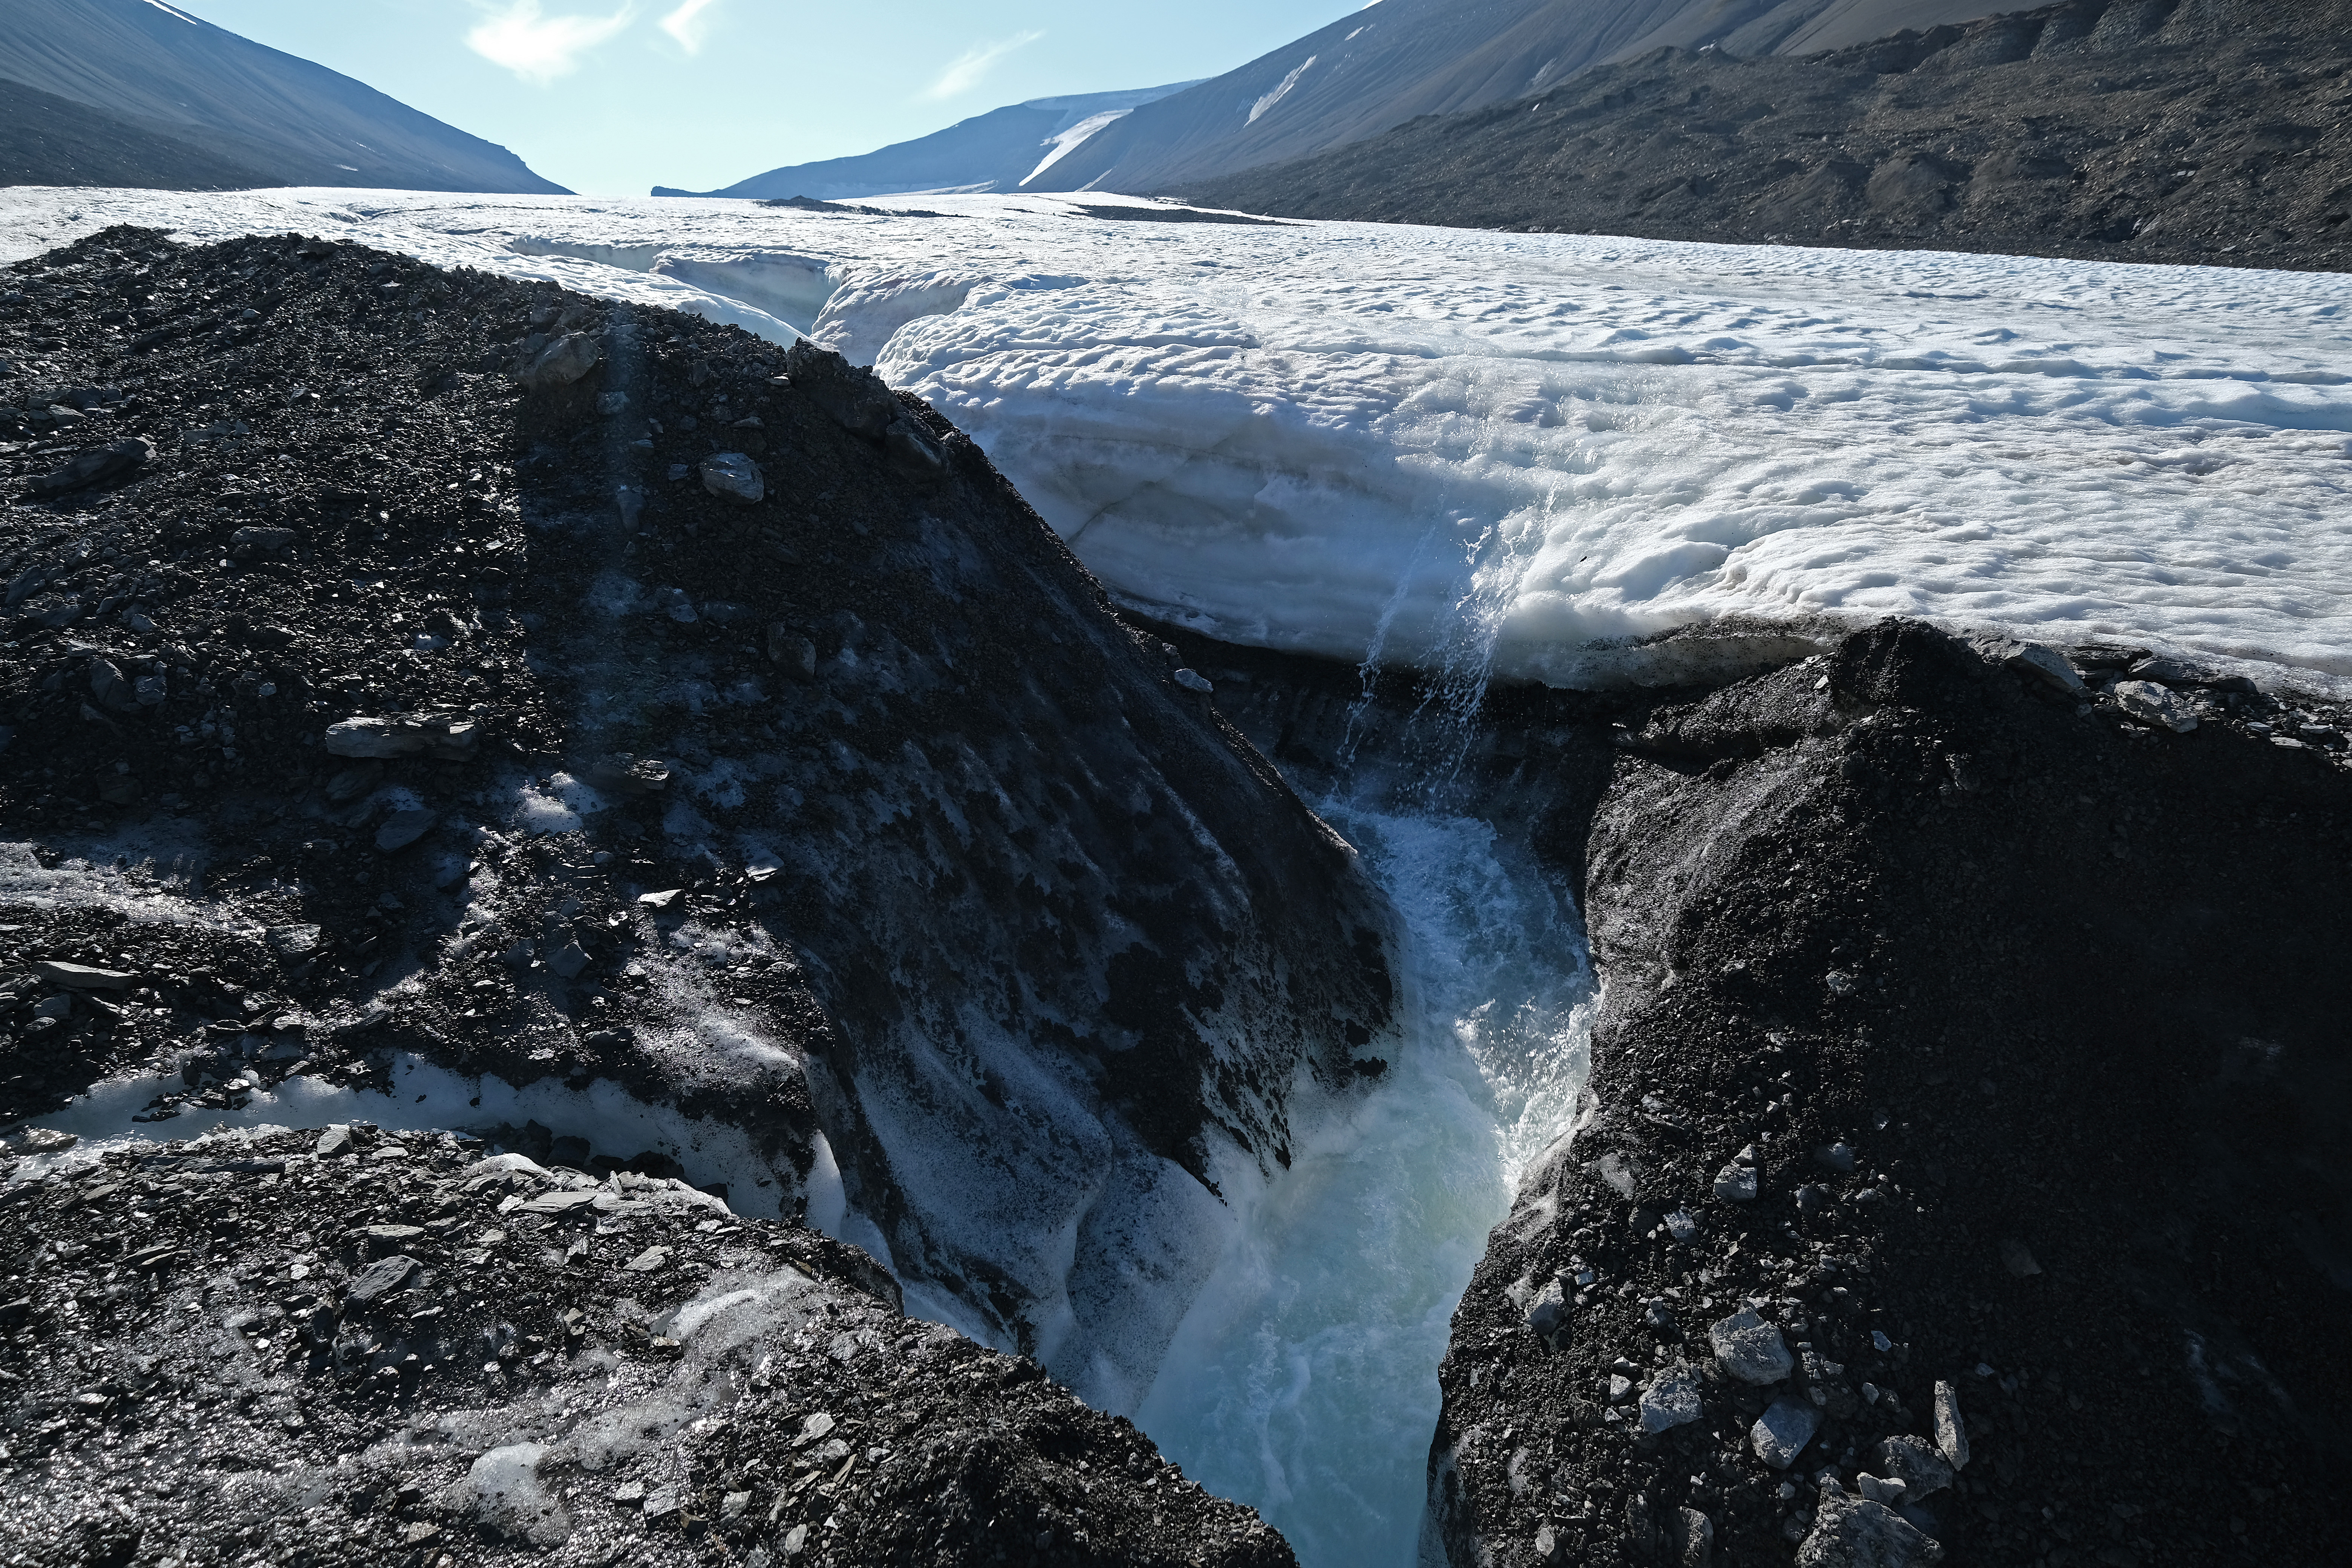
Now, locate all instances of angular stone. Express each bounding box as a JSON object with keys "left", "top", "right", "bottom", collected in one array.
[
  {"left": 347, "top": 1254, "right": 419, "bottom": 1304},
  {"left": 1932, "top": 1381, "right": 1969, "bottom": 1470},
  {"left": 375, "top": 809, "right": 438, "bottom": 852},
  {"left": 2003, "top": 642, "right": 2086, "bottom": 697},
  {"left": 1713, "top": 1161, "right": 1759, "bottom": 1202},
  {"left": 314, "top": 1125, "right": 354, "bottom": 1159},
  {"left": 1870, "top": 1436, "right": 1954, "bottom": 1501},
  {"left": 1796, "top": 1486, "right": 1944, "bottom": 1567},
  {"left": 1527, "top": 1276, "right": 1569, "bottom": 1342},
  {"left": 33, "top": 437, "right": 153, "bottom": 496},
  {"left": 1674, "top": 1506, "right": 1714, "bottom": 1568},
  {"left": 513, "top": 332, "right": 601, "bottom": 390},
  {"left": 1751, "top": 1397, "right": 1822, "bottom": 1468},
  {"left": 1638, "top": 1364, "right": 1705, "bottom": 1433},
  {"left": 885, "top": 419, "right": 945, "bottom": 483},
  {"left": 35, "top": 961, "right": 136, "bottom": 990},
  {"left": 623, "top": 1245, "right": 670, "bottom": 1273},
  {"left": 325, "top": 714, "right": 477, "bottom": 761},
  {"left": 1999, "top": 1238, "right": 2042, "bottom": 1277},
  {"left": 549, "top": 942, "right": 590, "bottom": 980},
  {"left": 1710, "top": 1307, "right": 1795, "bottom": 1384},
  {"left": 589, "top": 754, "right": 671, "bottom": 795},
  {"left": 700, "top": 451, "right": 764, "bottom": 504},
  {"left": 2112, "top": 679, "right": 2198, "bottom": 733}
]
